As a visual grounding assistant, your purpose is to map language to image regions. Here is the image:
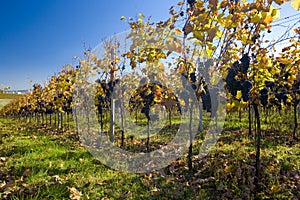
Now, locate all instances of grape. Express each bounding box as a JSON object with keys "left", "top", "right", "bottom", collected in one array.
[
  {"left": 275, "top": 92, "right": 282, "bottom": 103},
  {"left": 234, "top": 80, "right": 243, "bottom": 90},
  {"left": 141, "top": 105, "right": 150, "bottom": 121},
  {"left": 242, "top": 80, "right": 252, "bottom": 102},
  {"left": 201, "top": 85, "right": 212, "bottom": 112},
  {"left": 279, "top": 63, "right": 286, "bottom": 68},
  {"left": 232, "top": 61, "right": 240, "bottom": 70},
  {"left": 265, "top": 81, "right": 275, "bottom": 90},
  {"left": 293, "top": 80, "right": 300, "bottom": 94},
  {"left": 187, "top": 0, "right": 196, "bottom": 6},
  {"left": 284, "top": 72, "right": 290, "bottom": 80},
  {"left": 259, "top": 87, "right": 268, "bottom": 106},
  {"left": 280, "top": 89, "right": 288, "bottom": 105},
  {"left": 240, "top": 54, "right": 250, "bottom": 74},
  {"left": 145, "top": 93, "right": 155, "bottom": 104},
  {"left": 191, "top": 83, "right": 197, "bottom": 91},
  {"left": 225, "top": 68, "right": 238, "bottom": 96},
  {"left": 190, "top": 72, "right": 197, "bottom": 83}
]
